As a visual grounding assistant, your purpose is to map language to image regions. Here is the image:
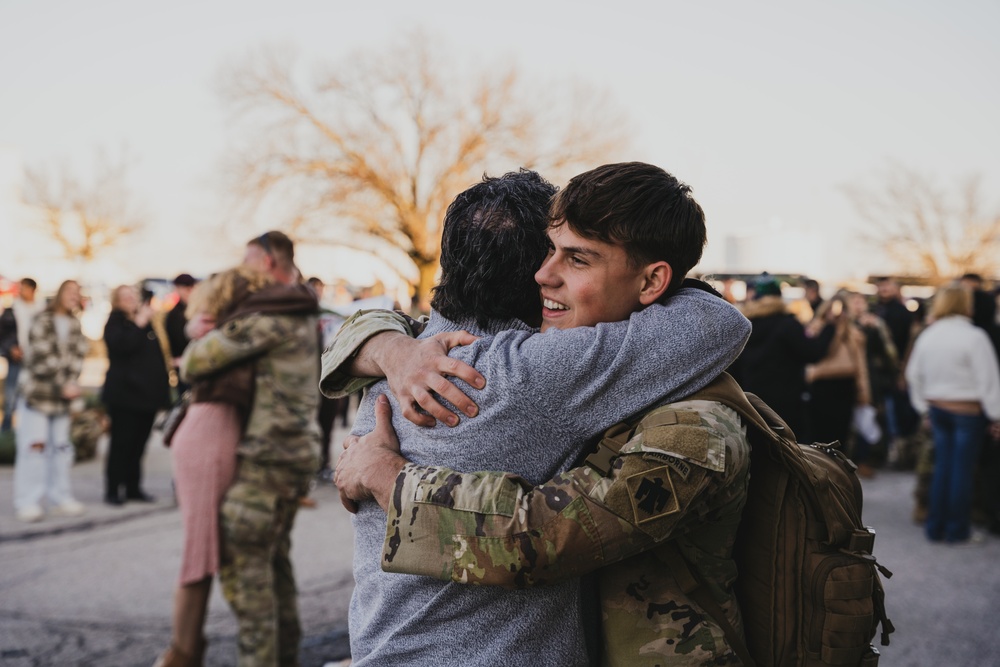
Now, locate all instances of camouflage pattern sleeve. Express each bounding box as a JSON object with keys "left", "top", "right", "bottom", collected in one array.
[
  {"left": 318, "top": 309, "right": 417, "bottom": 398},
  {"left": 381, "top": 401, "right": 749, "bottom": 589},
  {"left": 181, "top": 313, "right": 287, "bottom": 381}
]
